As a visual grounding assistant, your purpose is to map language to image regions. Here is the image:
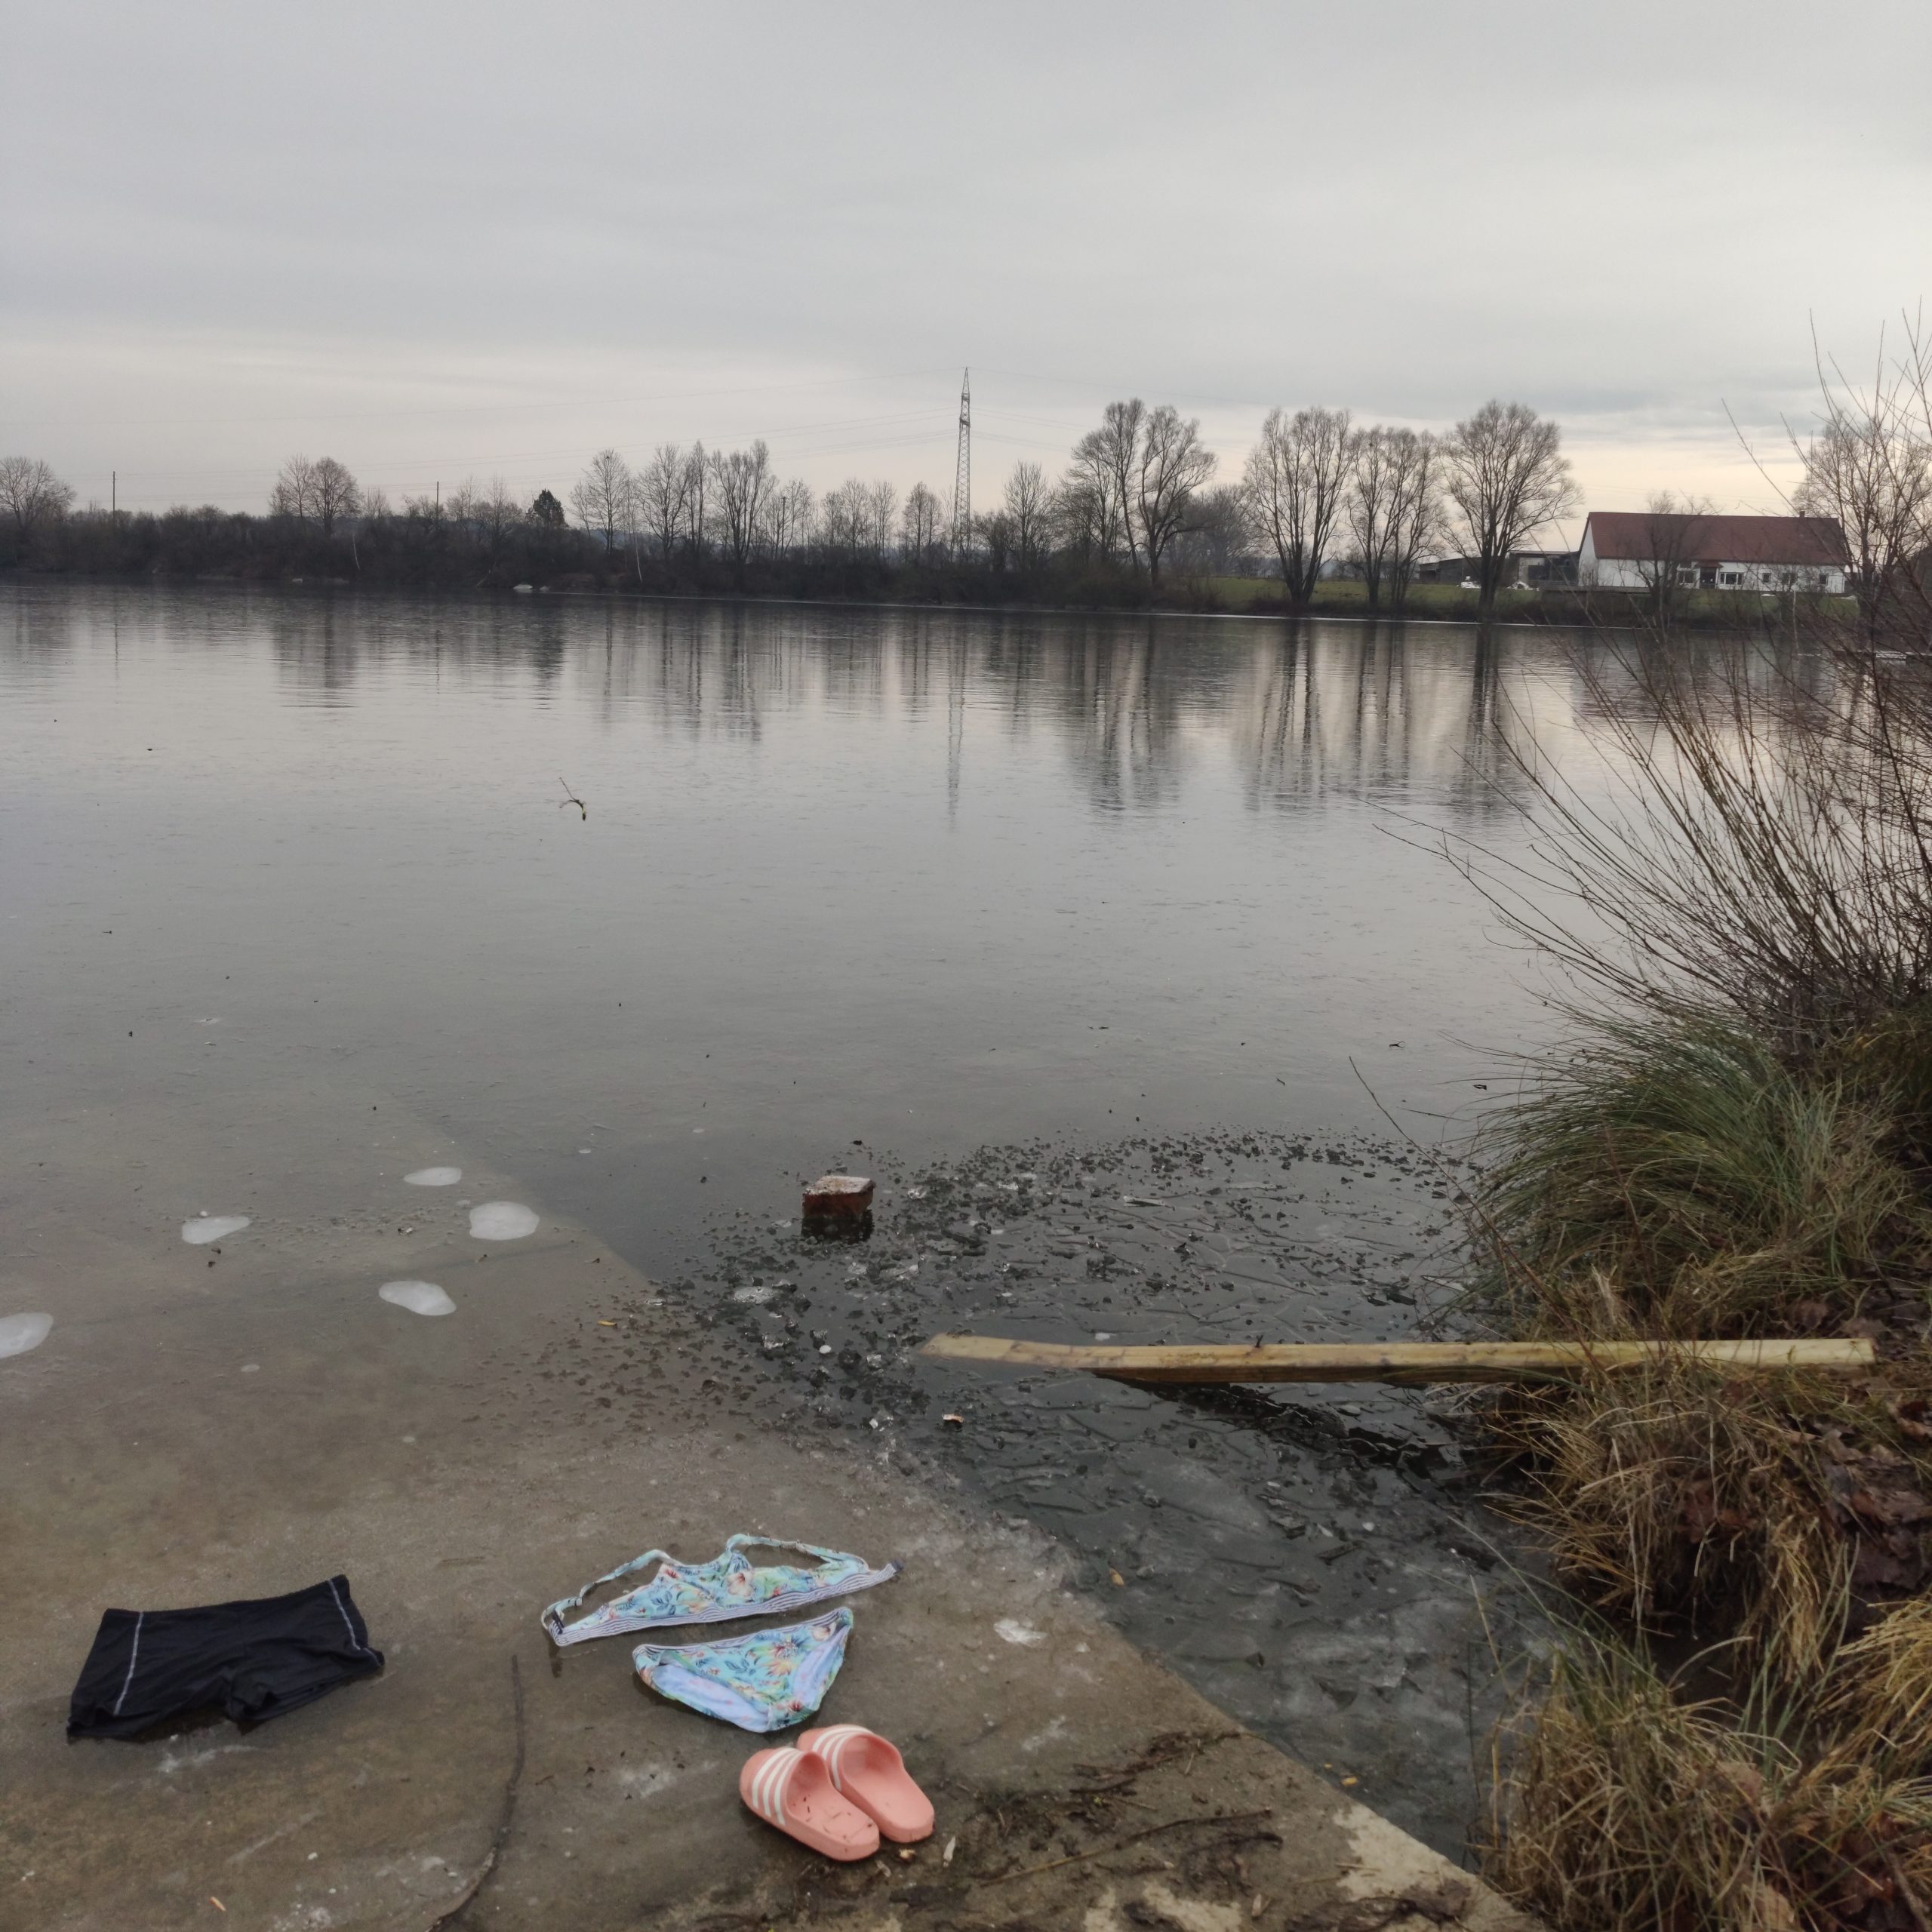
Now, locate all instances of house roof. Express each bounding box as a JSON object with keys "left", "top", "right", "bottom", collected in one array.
[{"left": 1583, "top": 511, "right": 1847, "bottom": 566}]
